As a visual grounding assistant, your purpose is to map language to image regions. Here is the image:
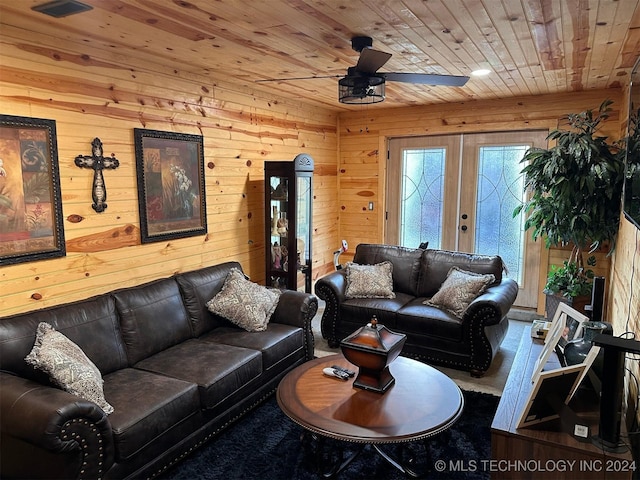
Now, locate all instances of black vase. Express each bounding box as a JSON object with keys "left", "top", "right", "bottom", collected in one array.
[{"left": 564, "top": 321, "right": 613, "bottom": 375}]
